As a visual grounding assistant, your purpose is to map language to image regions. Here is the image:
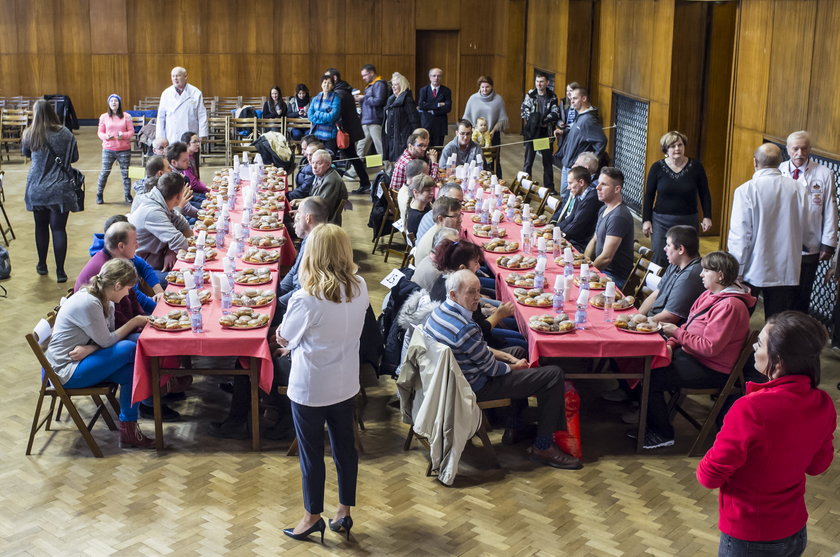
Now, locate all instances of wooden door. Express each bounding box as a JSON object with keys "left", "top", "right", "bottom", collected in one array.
[{"left": 415, "top": 30, "right": 459, "bottom": 138}]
